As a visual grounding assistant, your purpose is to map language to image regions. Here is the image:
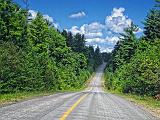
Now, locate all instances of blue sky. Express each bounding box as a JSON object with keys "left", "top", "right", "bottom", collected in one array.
[{"left": 14, "top": 0, "right": 155, "bottom": 52}]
